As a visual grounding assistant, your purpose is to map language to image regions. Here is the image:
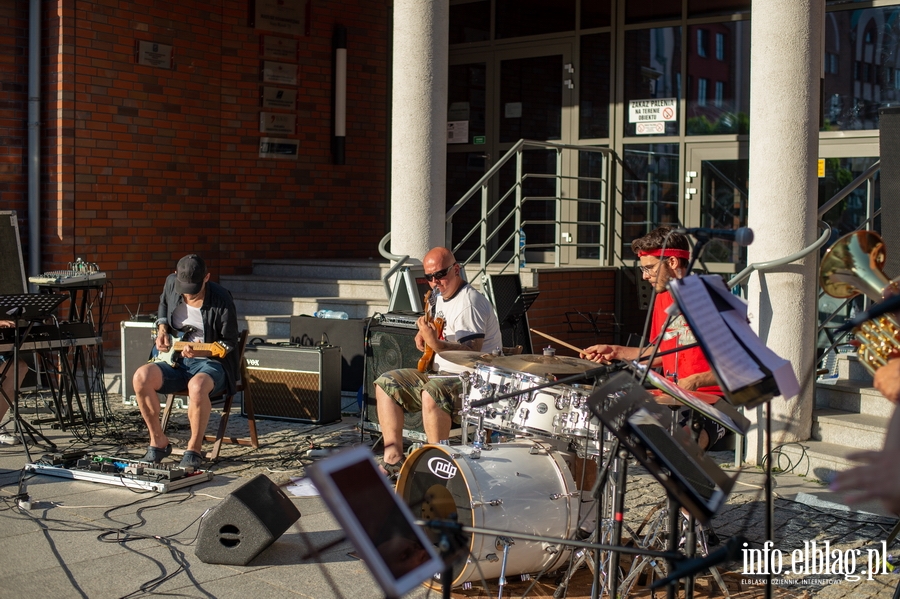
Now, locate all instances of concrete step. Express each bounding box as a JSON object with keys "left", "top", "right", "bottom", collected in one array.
[
  {"left": 811, "top": 408, "right": 889, "bottom": 451},
  {"left": 815, "top": 379, "right": 895, "bottom": 418},
  {"left": 239, "top": 314, "right": 291, "bottom": 340},
  {"left": 776, "top": 439, "right": 865, "bottom": 484},
  {"left": 248, "top": 258, "right": 393, "bottom": 280},
  {"left": 221, "top": 275, "right": 385, "bottom": 299},
  {"left": 233, "top": 294, "right": 389, "bottom": 319}
]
